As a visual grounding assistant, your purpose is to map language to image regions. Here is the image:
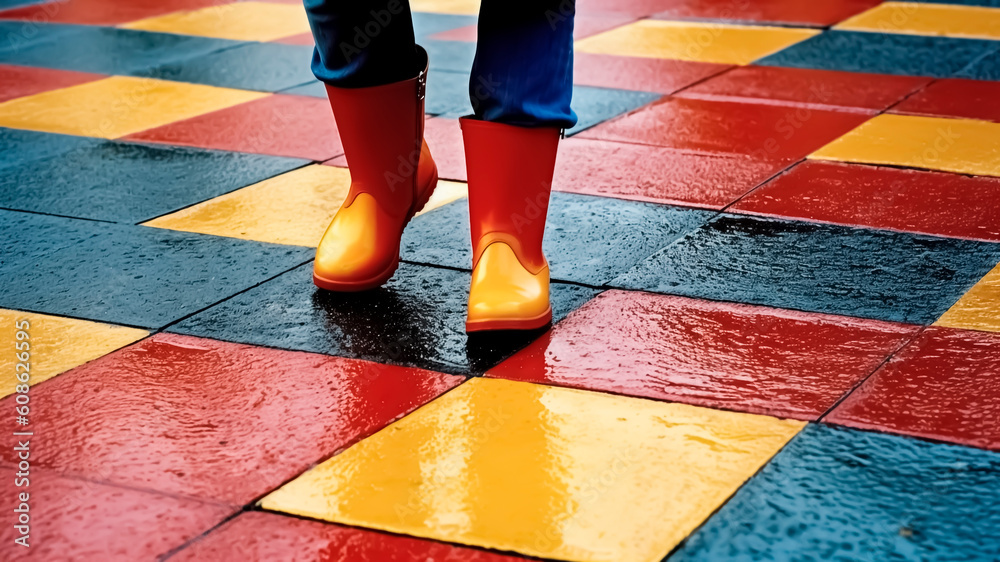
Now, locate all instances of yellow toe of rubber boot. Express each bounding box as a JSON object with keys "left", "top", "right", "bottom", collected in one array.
[
  {"left": 461, "top": 118, "right": 561, "bottom": 332},
  {"left": 466, "top": 240, "right": 552, "bottom": 332},
  {"left": 313, "top": 46, "right": 437, "bottom": 292}
]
